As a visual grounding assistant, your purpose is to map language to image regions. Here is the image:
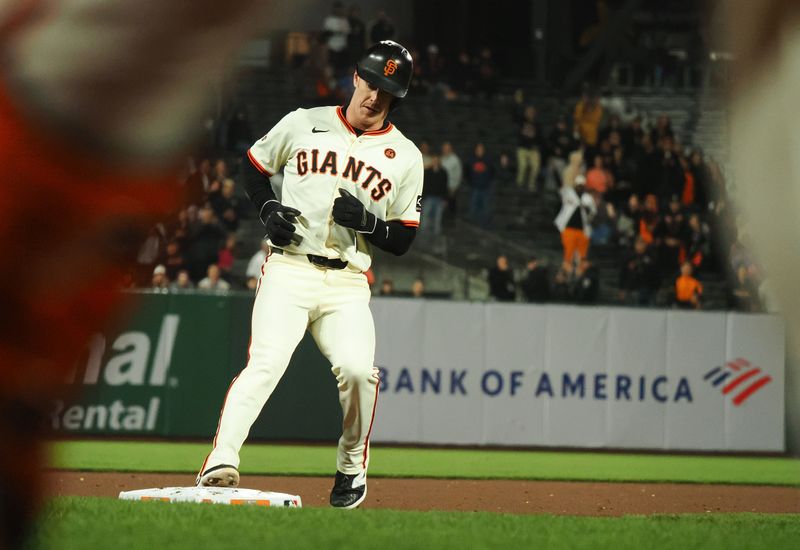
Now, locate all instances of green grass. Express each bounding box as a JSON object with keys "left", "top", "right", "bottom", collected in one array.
[
  {"left": 49, "top": 440, "right": 800, "bottom": 486},
  {"left": 26, "top": 497, "right": 800, "bottom": 550}
]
